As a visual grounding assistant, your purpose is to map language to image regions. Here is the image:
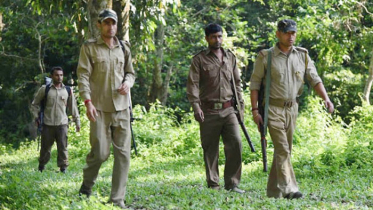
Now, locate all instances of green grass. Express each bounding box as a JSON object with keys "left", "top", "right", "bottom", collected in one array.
[{"left": 1, "top": 97, "right": 373, "bottom": 209}]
